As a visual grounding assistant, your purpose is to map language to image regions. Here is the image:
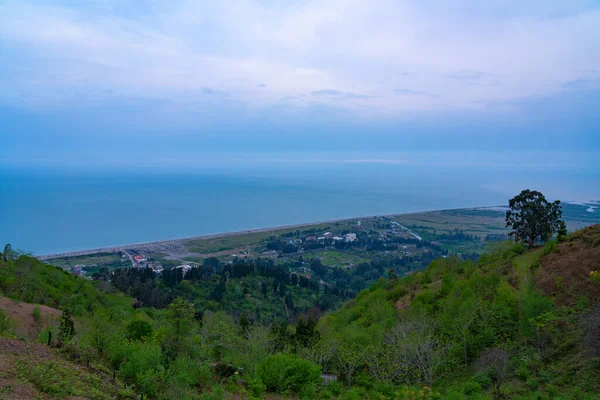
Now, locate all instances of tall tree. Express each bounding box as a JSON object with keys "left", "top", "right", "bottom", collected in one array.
[
  {"left": 505, "top": 190, "right": 564, "bottom": 248},
  {"left": 2, "top": 243, "right": 13, "bottom": 262}
]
